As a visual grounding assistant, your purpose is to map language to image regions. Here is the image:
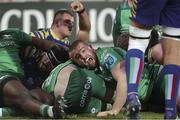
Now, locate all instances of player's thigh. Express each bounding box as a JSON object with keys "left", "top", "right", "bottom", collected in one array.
[
  {"left": 161, "top": 38, "right": 180, "bottom": 65},
  {"left": 0, "top": 74, "right": 26, "bottom": 106}
]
